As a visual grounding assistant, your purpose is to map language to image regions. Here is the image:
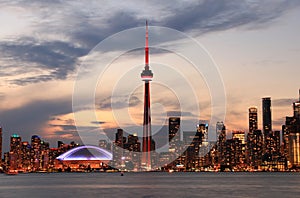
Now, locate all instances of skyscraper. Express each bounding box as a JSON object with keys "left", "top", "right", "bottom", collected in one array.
[
  {"left": 141, "top": 21, "right": 154, "bottom": 170},
  {"left": 169, "top": 117, "right": 180, "bottom": 153},
  {"left": 284, "top": 90, "right": 300, "bottom": 168},
  {"left": 249, "top": 107, "right": 258, "bottom": 133},
  {"left": 10, "top": 134, "right": 22, "bottom": 170},
  {"left": 262, "top": 97, "right": 272, "bottom": 136},
  {"left": 0, "top": 127, "right": 2, "bottom": 160},
  {"left": 216, "top": 122, "right": 226, "bottom": 166},
  {"left": 31, "top": 135, "right": 41, "bottom": 171},
  {"left": 246, "top": 129, "right": 263, "bottom": 169}
]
